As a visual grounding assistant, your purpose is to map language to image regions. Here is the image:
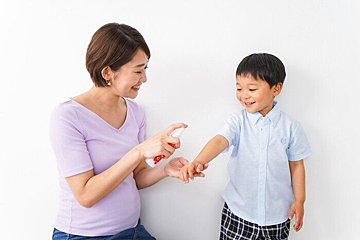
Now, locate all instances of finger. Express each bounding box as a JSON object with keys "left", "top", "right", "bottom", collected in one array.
[
  {"left": 162, "top": 143, "right": 175, "bottom": 158},
  {"left": 297, "top": 221, "right": 303, "bottom": 231},
  {"left": 177, "top": 157, "right": 189, "bottom": 166},
  {"left": 183, "top": 169, "right": 189, "bottom": 183},
  {"left": 294, "top": 215, "right": 303, "bottom": 232},
  {"left": 288, "top": 207, "right": 295, "bottom": 220},
  {"left": 164, "top": 123, "right": 188, "bottom": 135},
  {"left": 196, "top": 164, "right": 203, "bottom": 173},
  {"left": 179, "top": 169, "right": 186, "bottom": 183},
  {"left": 193, "top": 172, "right": 205, "bottom": 178},
  {"left": 180, "top": 170, "right": 185, "bottom": 183},
  {"left": 294, "top": 215, "right": 300, "bottom": 231},
  {"left": 165, "top": 136, "right": 181, "bottom": 149},
  {"left": 203, "top": 163, "right": 209, "bottom": 170},
  {"left": 188, "top": 165, "right": 195, "bottom": 180}
]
